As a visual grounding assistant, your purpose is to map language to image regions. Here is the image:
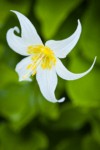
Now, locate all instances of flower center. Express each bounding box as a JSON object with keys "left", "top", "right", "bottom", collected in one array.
[{"left": 27, "top": 45, "right": 56, "bottom": 75}]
